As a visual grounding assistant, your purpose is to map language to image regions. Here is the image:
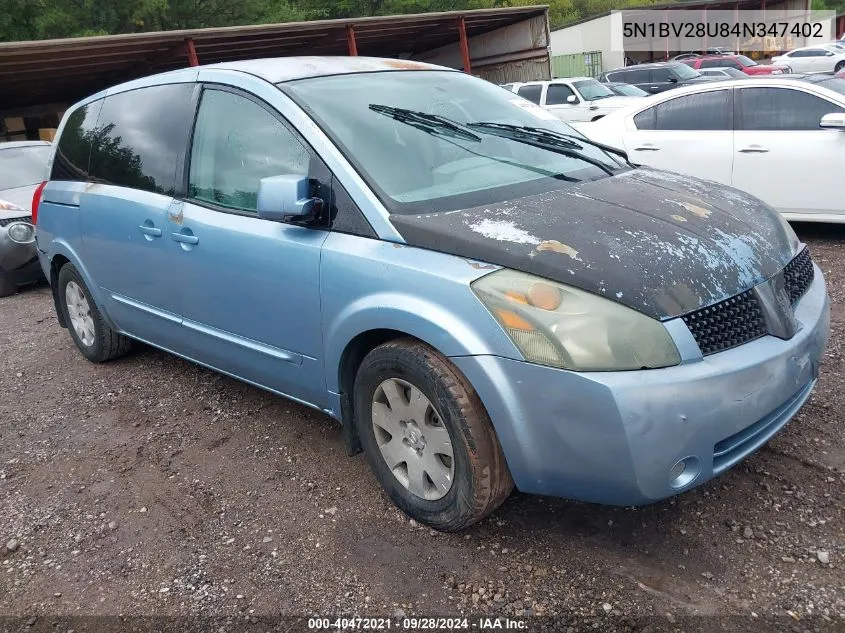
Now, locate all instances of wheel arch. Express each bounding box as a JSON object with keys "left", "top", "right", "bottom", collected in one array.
[{"left": 46, "top": 241, "right": 117, "bottom": 331}]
